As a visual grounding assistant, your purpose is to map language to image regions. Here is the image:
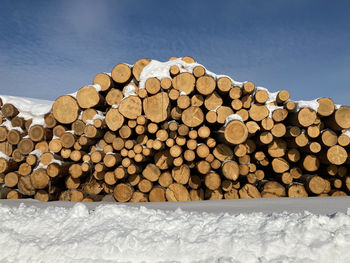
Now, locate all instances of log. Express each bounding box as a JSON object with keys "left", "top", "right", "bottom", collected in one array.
[
  {"left": 196, "top": 144, "right": 210, "bottom": 158},
  {"left": 177, "top": 95, "right": 191, "bottom": 110},
  {"left": 205, "top": 172, "right": 221, "bottom": 190},
  {"left": 106, "top": 88, "right": 123, "bottom": 107},
  {"left": 276, "top": 90, "right": 290, "bottom": 104},
  {"left": 145, "top": 77, "right": 161, "bottom": 95},
  {"left": 18, "top": 138, "right": 34, "bottom": 155},
  {"left": 224, "top": 189, "right": 239, "bottom": 199},
  {"left": 119, "top": 96, "right": 142, "bottom": 119},
  {"left": 172, "top": 164, "right": 190, "bottom": 184},
  {"left": 204, "top": 92, "right": 223, "bottom": 111},
  {"left": 286, "top": 126, "right": 301, "bottom": 137},
  {"left": 35, "top": 141, "right": 49, "bottom": 153},
  {"left": 7, "top": 130, "right": 21, "bottom": 145},
  {"left": 84, "top": 125, "right": 103, "bottom": 139},
  {"left": 59, "top": 189, "right": 85, "bottom": 202},
  {"left": 321, "top": 129, "right": 338, "bottom": 147},
  {"left": 205, "top": 188, "right": 223, "bottom": 200},
  {"left": 143, "top": 93, "right": 170, "bottom": 123},
  {"left": 326, "top": 106, "right": 350, "bottom": 130},
  {"left": 76, "top": 85, "right": 104, "bottom": 109},
  {"left": 93, "top": 73, "right": 114, "bottom": 92},
  {"left": 18, "top": 175, "right": 36, "bottom": 196},
  {"left": 158, "top": 171, "right": 173, "bottom": 188},
  {"left": 301, "top": 174, "right": 326, "bottom": 195},
  {"left": 272, "top": 109, "right": 288, "bottom": 123},
  {"left": 327, "top": 145, "right": 347, "bottom": 165},
  {"left": 68, "top": 163, "right": 83, "bottom": 179},
  {"left": 60, "top": 132, "right": 76, "bottom": 148},
  {"left": 105, "top": 108, "right": 124, "bottom": 131},
  {"left": 161, "top": 78, "right": 172, "bottom": 90},
  {"left": 261, "top": 181, "right": 286, "bottom": 198},
  {"left": 243, "top": 82, "right": 255, "bottom": 94},
  {"left": 212, "top": 144, "right": 233, "bottom": 162},
  {"left": 169, "top": 65, "right": 180, "bottom": 77},
  {"left": 35, "top": 190, "right": 51, "bottom": 202},
  {"left": 307, "top": 125, "right": 320, "bottom": 139},
  {"left": 169, "top": 88, "right": 180, "bottom": 101},
  {"left": 0, "top": 126, "right": 7, "bottom": 142},
  {"left": 154, "top": 150, "right": 173, "bottom": 170},
  {"left": 47, "top": 162, "right": 69, "bottom": 178},
  {"left": 130, "top": 191, "right": 148, "bottom": 202},
  {"left": 166, "top": 183, "right": 190, "bottom": 201},
  {"left": 249, "top": 104, "right": 269, "bottom": 121},
  {"left": 138, "top": 179, "right": 153, "bottom": 193},
  {"left": 205, "top": 111, "right": 217, "bottom": 124},
  {"left": 259, "top": 132, "right": 272, "bottom": 146},
  {"left": 71, "top": 120, "right": 85, "bottom": 136},
  {"left": 53, "top": 125, "right": 67, "bottom": 137},
  {"left": 132, "top": 58, "right": 151, "bottom": 81},
  {"left": 7, "top": 190, "right": 21, "bottom": 199},
  {"left": 268, "top": 139, "right": 287, "bottom": 158},
  {"left": 281, "top": 172, "right": 293, "bottom": 185},
  {"left": 221, "top": 160, "right": 240, "bottom": 181},
  {"left": 223, "top": 120, "right": 248, "bottom": 145},
  {"left": 188, "top": 175, "right": 201, "bottom": 190},
  {"left": 44, "top": 113, "right": 57, "bottom": 128},
  {"left": 229, "top": 86, "right": 242, "bottom": 100},
  {"left": 217, "top": 77, "right": 231, "bottom": 93},
  {"left": 30, "top": 168, "right": 50, "bottom": 189},
  {"left": 233, "top": 144, "right": 247, "bottom": 158},
  {"left": 317, "top": 97, "right": 334, "bottom": 117},
  {"left": 142, "top": 163, "right": 160, "bottom": 182},
  {"left": 239, "top": 184, "right": 261, "bottom": 198},
  {"left": 173, "top": 72, "right": 195, "bottom": 95},
  {"left": 242, "top": 95, "right": 253, "bottom": 109},
  {"left": 19, "top": 163, "right": 32, "bottom": 176},
  {"left": 338, "top": 134, "right": 350, "bottom": 147},
  {"left": 231, "top": 99, "right": 243, "bottom": 111},
  {"left": 111, "top": 64, "right": 132, "bottom": 84},
  {"left": 52, "top": 95, "right": 79, "bottom": 124},
  {"left": 254, "top": 89, "right": 269, "bottom": 104},
  {"left": 181, "top": 106, "right": 204, "bottom": 127},
  {"left": 271, "top": 157, "right": 289, "bottom": 173},
  {"left": 196, "top": 76, "right": 216, "bottom": 95},
  {"left": 193, "top": 65, "right": 205, "bottom": 78},
  {"left": 246, "top": 121, "right": 260, "bottom": 135},
  {"left": 211, "top": 159, "right": 221, "bottom": 170},
  {"left": 149, "top": 187, "right": 166, "bottom": 202},
  {"left": 182, "top": 56, "right": 196, "bottom": 63},
  {"left": 1, "top": 103, "right": 19, "bottom": 118},
  {"left": 303, "top": 155, "right": 320, "bottom": 172},
  {"left": 29, "top": 125, "right": 49, "bottom": 142},
  {"left": 196, "top": 160, "right": 211, "bottom": 175},
  {"left": 295, "top": 133, "right": 309, "bottom": 148},
  {"left": 284, "top": 101, "right": 295, "bottom": 111},
  {"left": 271, "top": 123, "right": 286, "bottom": 138},
  {"left": 293, "top": 108, "right": 317, "bottom": 127},
  {"left": 4, "top": 172, "right": 19, "bottom": 188}
]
